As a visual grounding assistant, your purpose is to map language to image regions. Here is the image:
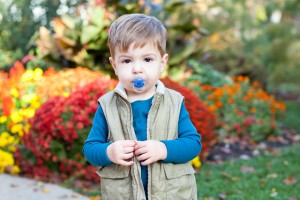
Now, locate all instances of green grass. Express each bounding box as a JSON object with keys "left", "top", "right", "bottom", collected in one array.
[
  {"left": 196, "top": 144, "right": 300, "bottom": 200},
  {"left": 283, "top": 101, "right": 300, "bottom": 133}
]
